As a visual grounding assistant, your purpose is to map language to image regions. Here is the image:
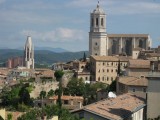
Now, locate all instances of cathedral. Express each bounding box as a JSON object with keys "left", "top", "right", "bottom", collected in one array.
[
  {"left": 24, "top": 36, "right": 34, "bottom": 69},
  {"left": 89, "top": 3, "right": 152, "bottom": 56}
]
